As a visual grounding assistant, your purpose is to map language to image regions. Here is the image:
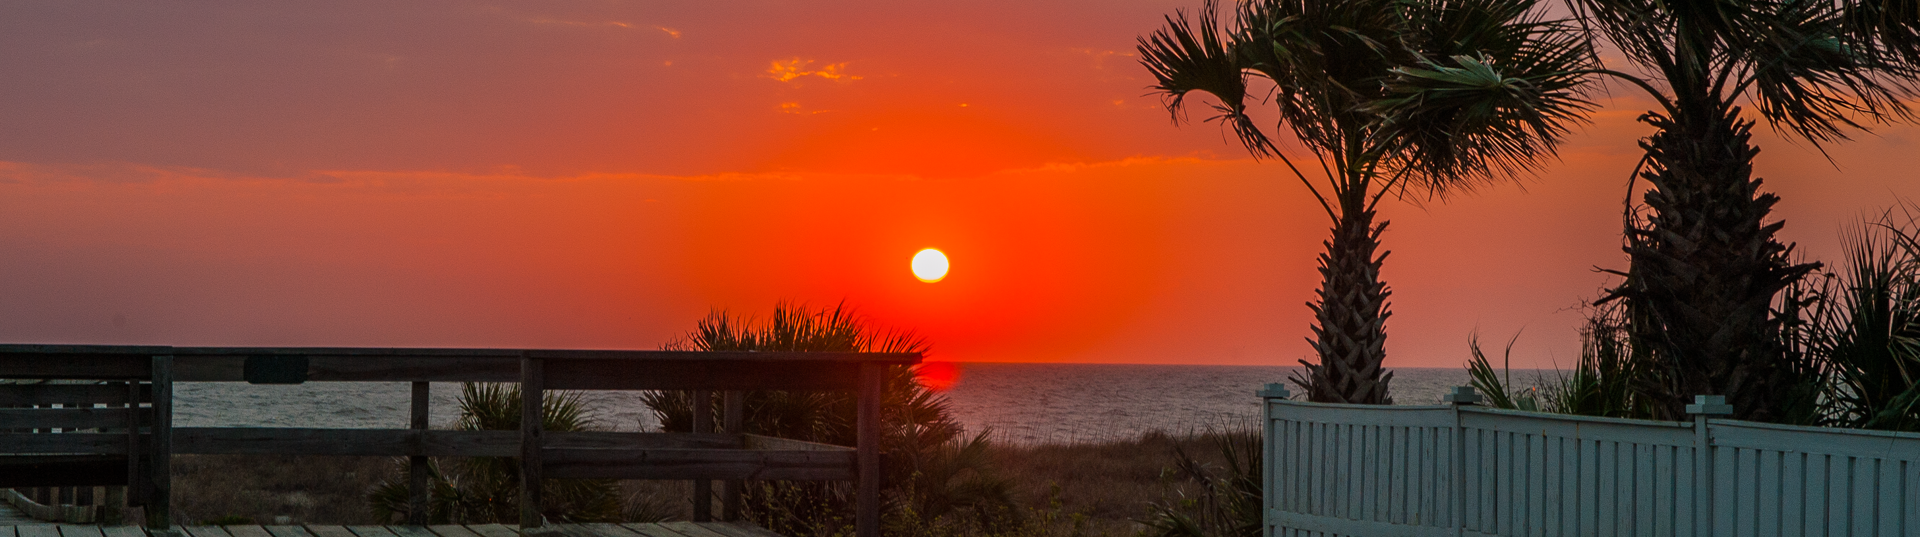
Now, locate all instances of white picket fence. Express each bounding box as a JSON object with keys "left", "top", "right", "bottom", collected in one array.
[{"left": 1261, "top": 386, "right": 1920, "bottom": 537}]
